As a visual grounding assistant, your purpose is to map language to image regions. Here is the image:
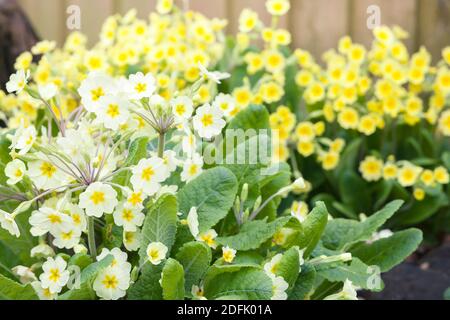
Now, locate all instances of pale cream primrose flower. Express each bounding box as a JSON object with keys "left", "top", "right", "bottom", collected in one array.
[
  {"left": 78, "top": 182, "right": 118, "bottom": 218},
  {"left": 29, "top": 207, "right": 73, "bottom": 237},
  {"left": 113, "top": 202, "right": 145, "bottom": 232},
  {"left": 93, "top": 266, "right": 130, "bottom": 300},
  {"left": 6, "top": 69, "right": 30, "bottom": 94},
  {"left": 181, "top": 153, "right": 204, "bottom": 182},
  {"left": 130, "top": 157, "right": 170, "bottom": 196},
  {"left": 193, "top": 103, "right": 226, "bottom": 139},
  {"left": 5, "top": 159, "right": 26, "bottom": 185},
  {"left": 39, "top": 256, "right": 70, "bottom": 294},
  {"left": 146, "top": 242, "right": 168, "bottom": 265}
]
